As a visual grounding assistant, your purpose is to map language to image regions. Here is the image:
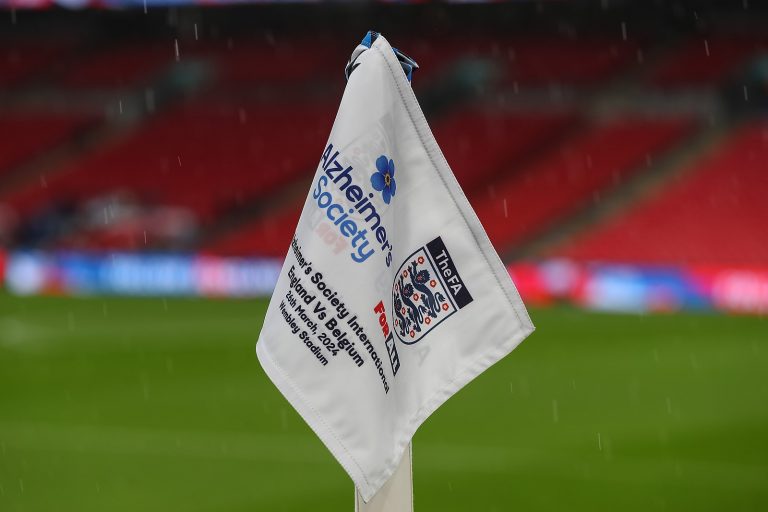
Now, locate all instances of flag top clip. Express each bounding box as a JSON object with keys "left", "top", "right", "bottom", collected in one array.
[{"left": 345, "top": 30, "right": 419, "bottom": 82}]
